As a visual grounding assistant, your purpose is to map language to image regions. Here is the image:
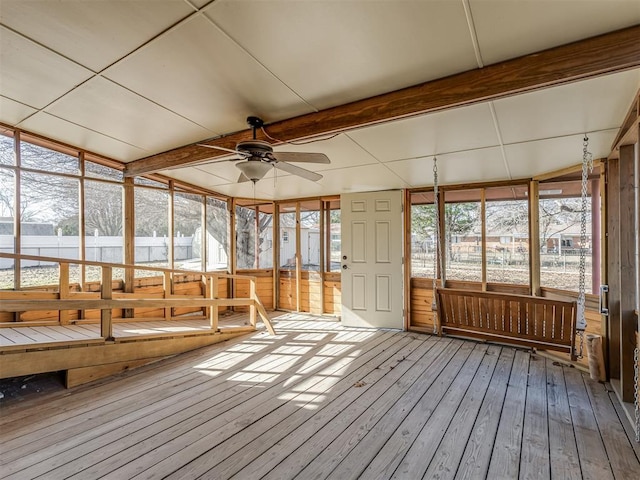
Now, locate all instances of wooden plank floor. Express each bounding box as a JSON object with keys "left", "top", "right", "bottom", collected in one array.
[
  {"left": 0, "top": 313, "right": 254, "bottom": 348},
  {"left": 1, "top": 313, "right": 638, "bottom": 479}
]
